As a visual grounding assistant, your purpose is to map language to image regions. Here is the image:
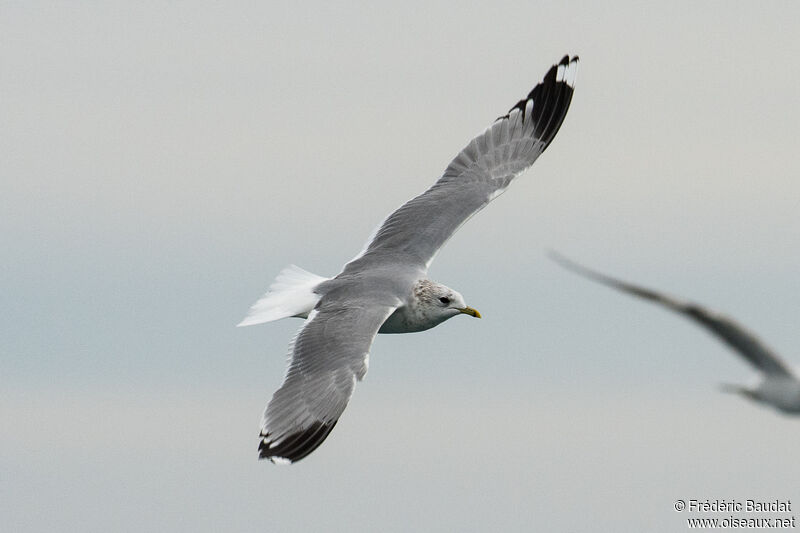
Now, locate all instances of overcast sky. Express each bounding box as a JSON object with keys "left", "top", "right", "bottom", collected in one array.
[{"left": 3, "top": 2, "right": 800, "bottom": 532}]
